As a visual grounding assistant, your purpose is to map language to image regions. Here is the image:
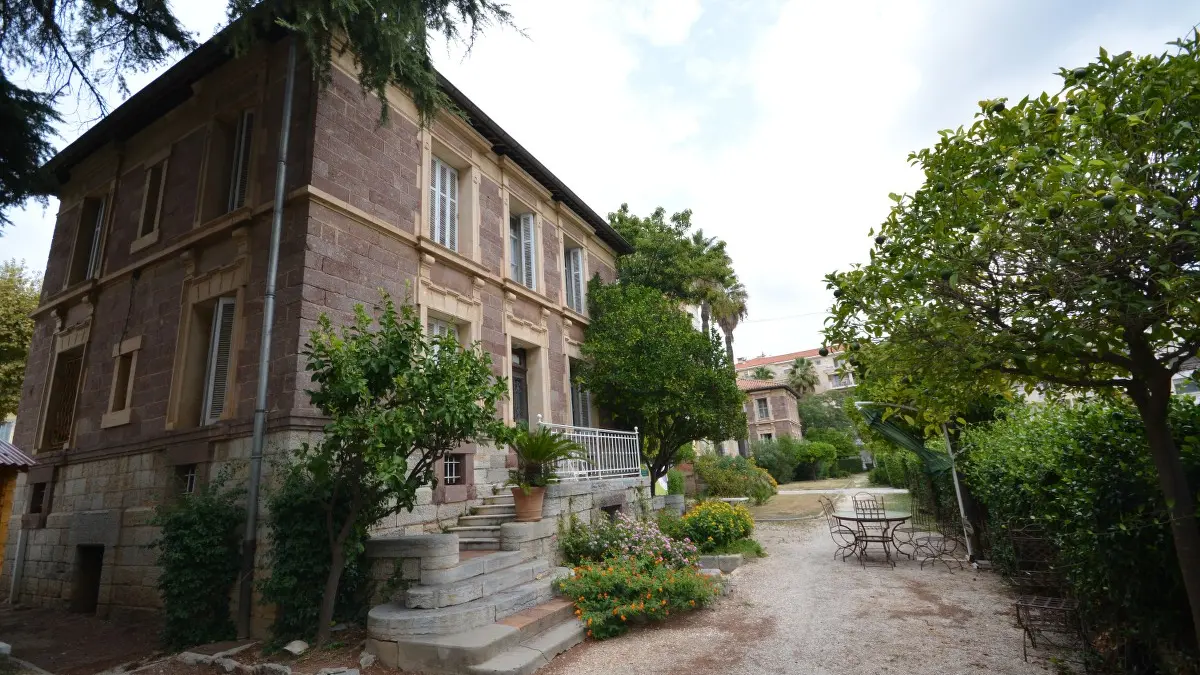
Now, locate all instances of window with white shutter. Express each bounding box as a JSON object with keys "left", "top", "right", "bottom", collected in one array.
[
  {"left": 570, "top": 359, "right": 591, "bottom": 428},
  {"left": 564, "top": 246, "right": 585, "bottom": 313},
  {"left": 429, "top": 157, "right": 459, "bottom": 251},
  {"left": 755, "top": 398, "right": 770, "bottom": 420},
  {"left": 509, "top": 213, "right": 536, "bottom": 290},
  {"left": 427, "top": 317, "right": 458, "bottom": 356},
  {"left": 202, "top": 297, "right": 237, "bottom": 425},
  {"left": 227, "top": 110, "right": 254, "bottom": 212}
]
